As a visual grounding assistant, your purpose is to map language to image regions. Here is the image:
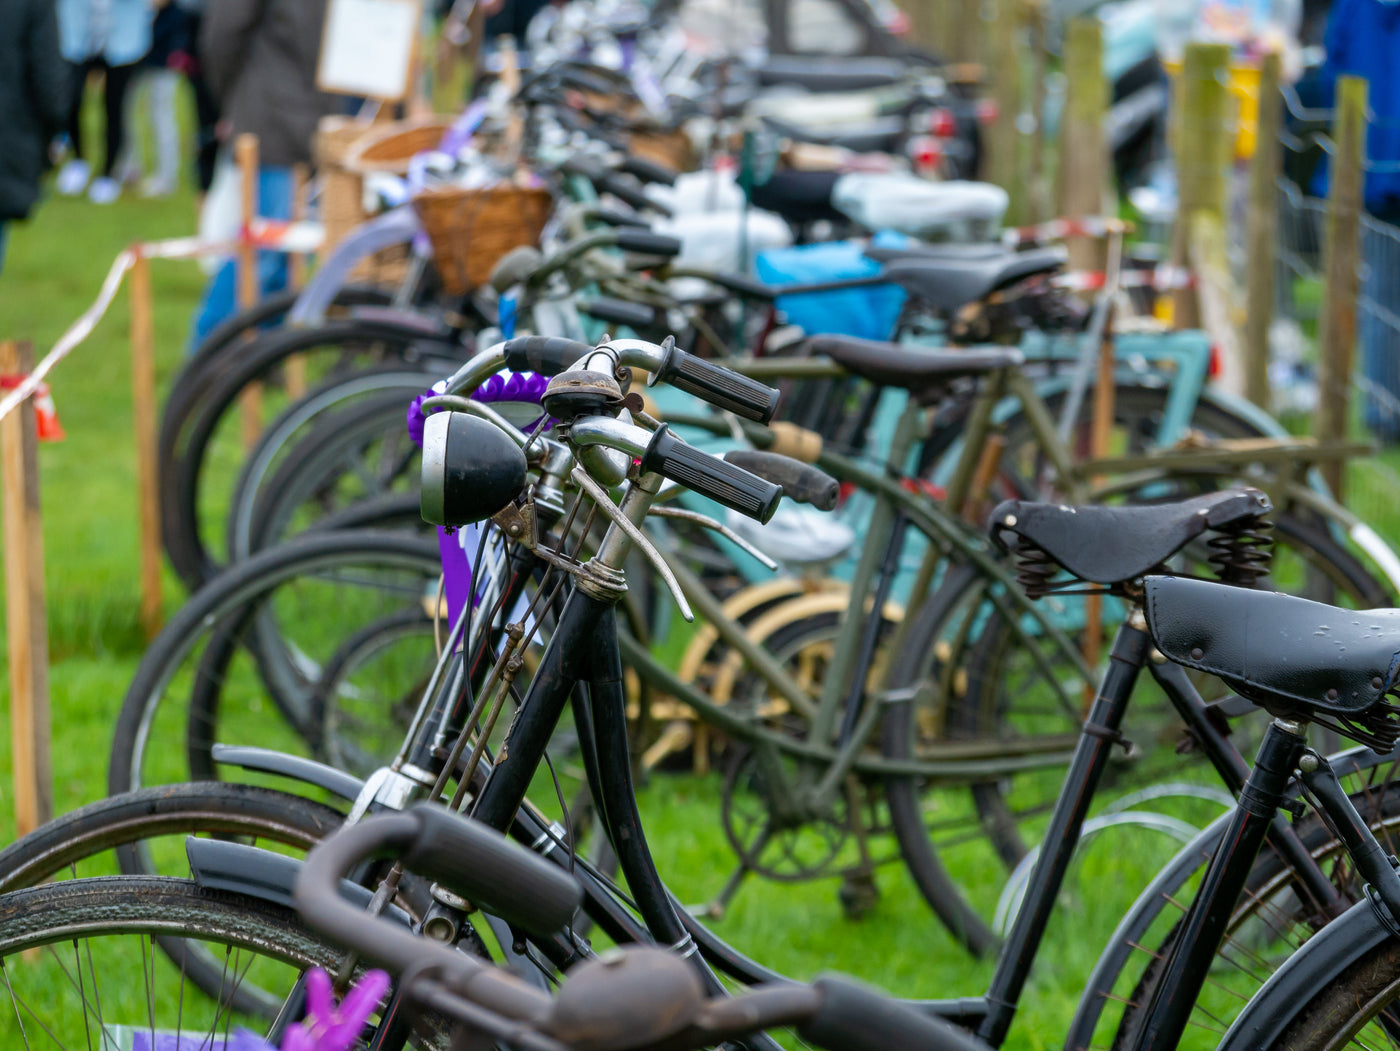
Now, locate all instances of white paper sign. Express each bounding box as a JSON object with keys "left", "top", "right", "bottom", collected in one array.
[{"left": 317, "top": 0, "right": 422, "bottom": 101}]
